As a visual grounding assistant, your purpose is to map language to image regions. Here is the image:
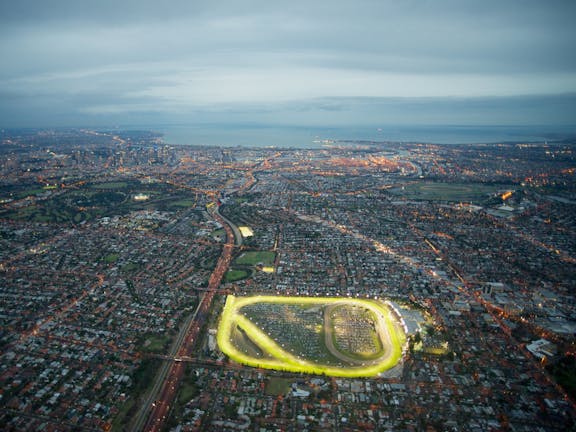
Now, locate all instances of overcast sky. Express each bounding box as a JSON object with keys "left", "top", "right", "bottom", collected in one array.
[{"left": 1, "top": 0, "right": 575, "bottom": 128}]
